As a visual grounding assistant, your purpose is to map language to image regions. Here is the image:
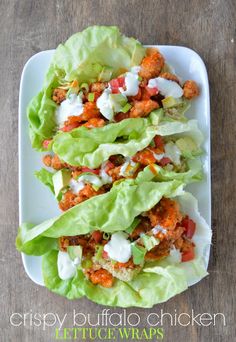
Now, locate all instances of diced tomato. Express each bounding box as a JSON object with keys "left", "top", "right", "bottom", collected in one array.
[
  {"left": 111, "top": 88, "right": 120, "bottom": 94},
  {"left": 81, "top": 167, "right": 100, "bottom": 175},
  {"left": 117, "top": 77, "right": 125, "bottom": 87},
  {"left": 145, "top": 86, "right": 158, "bottom": 96},
  {"left": 181, "top": 216, "right": 196, "bottom": 239},
  {"left": 104, "top": 161, "right": 115, "bottom": 173},
  {"left": 61, "top": 122, "right": 80, "bottom": 132},
  {"left": 42, "top": 139, "right": 52, "bottom": 149},
  {"left": 109, "top": 77, "right": 125, "bottom": 93},
  {"left": 109, "top": 78, "right": 120, "bottom": 88},
  {"left": 102, "top": 250, "right": 109, "bottom": 259},
  {"left": 154, "top": 135, "right": 164, "bottom": 148},
  {"left": 109, "top": 77, "right": 125, "bottom": 88},
  {"left": 91, "top": 231, "right": 103, "bottom": 243},
  {"left": 159, "top": 157, "right": 171, "bottom": 166},
  {"left": 181, "top": 246, "right": 195, "bottom": 262}
]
